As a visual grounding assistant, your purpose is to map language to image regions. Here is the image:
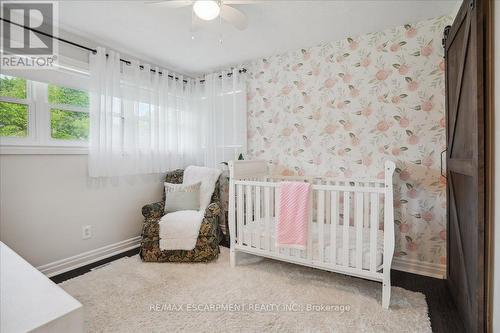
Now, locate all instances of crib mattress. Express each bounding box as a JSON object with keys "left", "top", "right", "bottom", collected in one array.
[{"left": 240, "top": 218, "right": 384, "bottom": 270}]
